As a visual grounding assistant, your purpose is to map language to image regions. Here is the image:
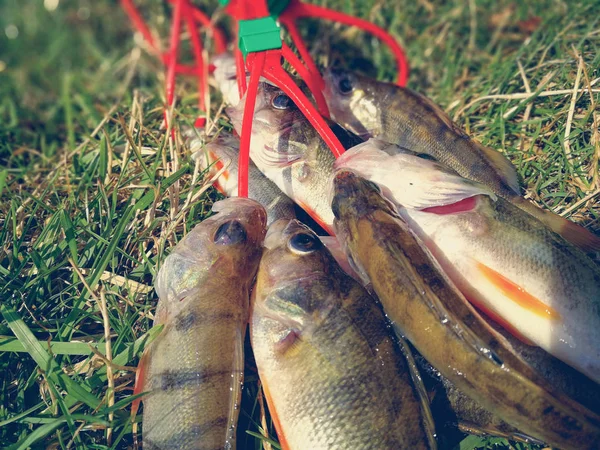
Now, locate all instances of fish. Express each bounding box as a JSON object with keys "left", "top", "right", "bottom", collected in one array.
[
  {"left": 330, "top": 169, "right": 600, "bottom": 450},
  {"left": 133, "top": 197, "right": 267, "bottom": 450},
  {"left": 226, "top": 82, "right": 363, "bottom": 235},
  {"left": 323, "top": 68, "right": 600, "bottom": 253},
  {"left": 211, "top": 52, "right": 245, "bottom": 106},
  {"left": 250, "top": 218, "right": 437, "bottom": 450},
  {"left": 334, "top": 141, "right": 600, "bottom": 384},
  {"left": 187, "top": 130, "right": 297, "bottom": 226},
  {"left": 414, "top": 319, "right": 600, "bottom": 448}
]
